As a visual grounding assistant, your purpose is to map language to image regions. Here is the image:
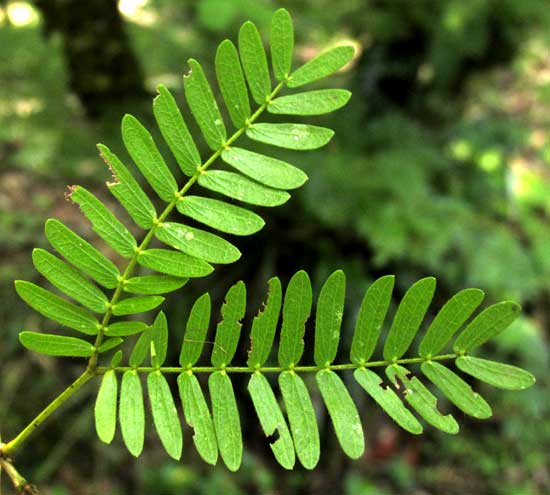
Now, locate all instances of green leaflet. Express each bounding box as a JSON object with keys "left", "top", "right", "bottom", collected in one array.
[
  {"left": 176, "top": 195, "right": 265, "bottom": 236},
  {"left": 198, "top": 170, "right": 290, "bottom": 207},
  {"left": 184, "top": 58, "right": 226, "bottom": 150},
  {"left": 99, "top": 143, "right": 157, "bottom": 229},
  {"left": 314, "top": 270, "right": 345, "bottom": 366},
  {"left": 124, "top": 275, "right": 188, "bottom": 295},
  {"left": 120, "top": 371, "right": 145, "bottom": 457},
  {"left": 178, "top": 372, "right": 218, "bottom": 465},
  {"left": 129, "top": 328, "right": 152, "bottom": 367},
  {"left": 386, "top": 365, "right": 459, "bottom": 434},
  {"left": 215, "top": 39, "right": 250, "bottom": 128},
  {"left": 248, "top": 373, "right": 295, "bottom": 469},
  {"left": 419, "top": 288, "right": 485, "bottom": 357},
  {"left": 221, "top": 147, "right": 307, "bottom": 190},
  {"left": 69, "top": 186, "right": 137, "bottom": 258},
  {"left": 247, "top": 278, "right": 282, "bottom": 367},
  {"left": 316, "top": 370, "right": 364, "bottom": 459},
  {"left": 147, "top": 371, "right": 183, "bottom": 460},
  {"left": 98, "top": 338, "right": 124, "bottom": 354},
  {"left": 15, "top": 281, "right": 99, "bottom": 335},
  {"left": 111, "top": 350, "right": 123, "bottom": 367},
  {"left": 209, "top": 371, "right": 243, "bottom": 471},
  {"left": 151, "top": 311, "right": 169, "bottom": 367},
  {"left": 154, "top": 84, "right": 201, "bottom": 176},
  {"left": 238, "top": 21, "right": 271, "bottom": 105},
  {"left": 421, "top": 361, "right": 492, "bottom": 419},
  {"left": 156, "top": 222, "right": 241, "bottom": 265},
  {"left": 268, "top": 89, "right": 351, "bottom": 116},
  {"left": 111, "top": 296, "right": 164, "bottom": 316},
  {"left": 287, "top": 45, "right": 355, "bottom": 88},
  {"left": 279, "top": 371, "right": 320, "bottom": 469},
  {"left": 211, "top": 281, "right": 246, "bottom": 367},
  {"left": 456, "top": 356, "right": 536, "bottom": 390},
  {"left": 95, "top": 370, "right": 118, "bottom": 444},
  {"left": 105, "top": 321, "right": 148, "bottom": 337},
  {"left": 121, "top": 114, "right": 179, "bottom": 203},
  {"left": 270, "top": 8, "right": 293, "bottom": 81},
  {"left": 32, "top": 248, "right": 108, "bottom": 314},
  {"left": 350, "top": 275, "right": 394, "bottom": 364},
  {"left": 246, "top": 123, "right": 334, "bottom": 150},
  {"left": 19, "top": 332, "right": 94, "bottom": 357},
  {"left": 453, "top": 301, "right": 521, "bottom": 352},
  {"left": 137, "top": 248, "right": 213, "bottom": 278},
  {"left": 180, "top": 293, "right": 211, "bottom": 367},
  {"left": 278, "top": 270, "right": 312, "bottom": 367},
  {"left": 383, "top": 277, "right": 436, "bottom": 360},
  {"left": 354, "top": 368, "right": 422, "bottom": 434},
  {"left": 45, "top": 219, "right": 121, "bottom": 289}
]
